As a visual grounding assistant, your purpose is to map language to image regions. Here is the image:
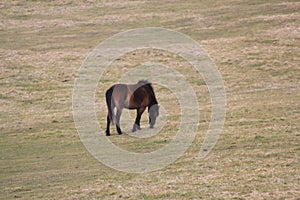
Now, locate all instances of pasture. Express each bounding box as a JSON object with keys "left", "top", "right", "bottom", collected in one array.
[{"left": 0, "top": 0, "right": 299, "bottom": 199}]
